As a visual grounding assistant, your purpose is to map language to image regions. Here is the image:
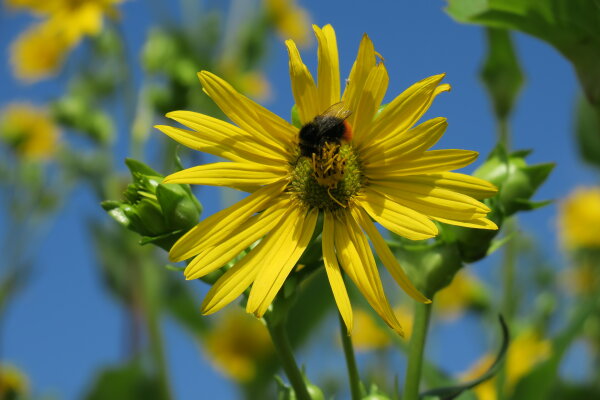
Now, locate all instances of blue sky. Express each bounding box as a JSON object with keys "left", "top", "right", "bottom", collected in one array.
[{"left": 1, "top": 1, "right": 596, "bottom": 399}]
